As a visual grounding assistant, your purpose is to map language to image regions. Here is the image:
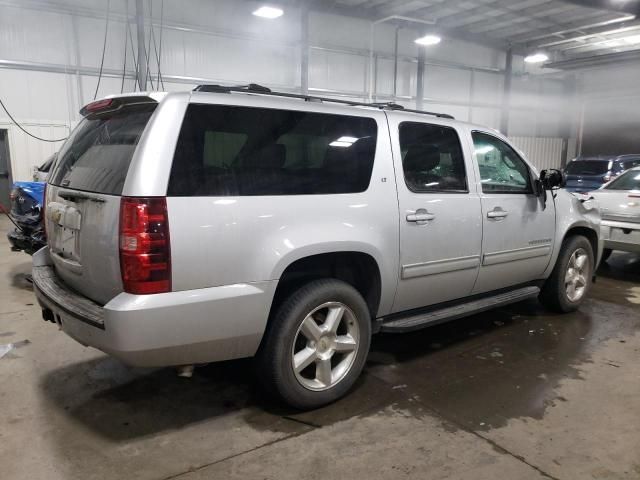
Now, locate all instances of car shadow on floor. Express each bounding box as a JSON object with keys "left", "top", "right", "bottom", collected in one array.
[
  {"left": 7, "top": 259, "right": 33, "bottom": 290},
  {"left": 38, "top": 295, "right": 610, "bottom": 441},
  {"left": 597, "top": 251, "right": 640, "bottom": 282}
]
